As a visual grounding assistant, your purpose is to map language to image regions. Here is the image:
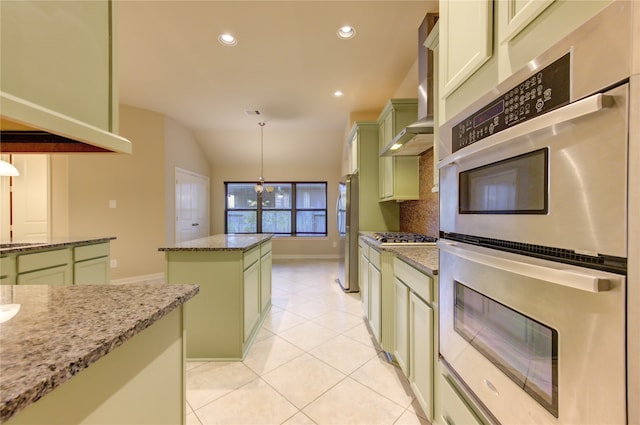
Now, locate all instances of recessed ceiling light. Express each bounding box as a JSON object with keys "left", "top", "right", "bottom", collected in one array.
[
  {"left": 337, "top": 26, "right": 356, "bottom": 39},
  {"left": 218, "top": 33, "right": 237, "bottom": 46},
  {"left": 333, "top": 90, "right": 344, "bottom": 97}
]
